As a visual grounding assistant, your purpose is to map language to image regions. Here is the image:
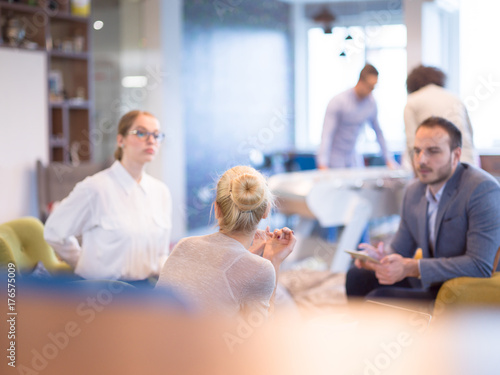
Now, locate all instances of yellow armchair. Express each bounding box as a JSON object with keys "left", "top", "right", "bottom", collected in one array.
[
  {"left": 434, "top": 246, "right": 500, "bottom": 314},
  {"left": 0, "top": 217, "right": 72, "bottom": 275}
]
